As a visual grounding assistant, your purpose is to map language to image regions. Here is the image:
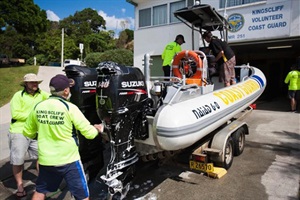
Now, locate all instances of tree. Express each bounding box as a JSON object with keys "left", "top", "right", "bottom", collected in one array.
[
  {"left": 0, "top": 0, "right": 48, "bottom": 35},
  {"left": 59, "top": 8, "right": 116, "bottom": 58},
  {"left": 85, "top": 49, "right": 133, "bottom": 68},
  {"left": 0, "top": 0, "right": 48, "bottom": 59},
  {"left": 35, "top": 27, "right": 78, "bottom": 63},
  {"left": 124, "top": 29, "right": 134, "bottom": 42},
  {"left": 84, "top": 31, "right": 115, "bottom": 54},
  {"left": 59, "top": 8, "right": 106, "bottom": 39},
  {"left": 0, "top": 2, "right": 134, "bottom": 65},
  {"left": 116, "top": 29, "right": 134, "bottom": 50}
]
